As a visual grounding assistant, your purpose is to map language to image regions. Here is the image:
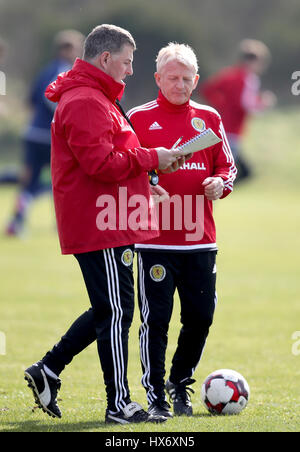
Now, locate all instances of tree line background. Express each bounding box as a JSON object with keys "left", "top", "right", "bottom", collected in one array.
[{"left": 0, "top": 0, "right": 299, "bottom": 118}]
